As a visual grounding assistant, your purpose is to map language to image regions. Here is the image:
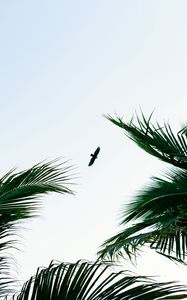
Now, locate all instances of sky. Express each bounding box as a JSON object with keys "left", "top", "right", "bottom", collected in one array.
[{"left": 1, "top": 0, "right": 187, "bottom": 290}]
